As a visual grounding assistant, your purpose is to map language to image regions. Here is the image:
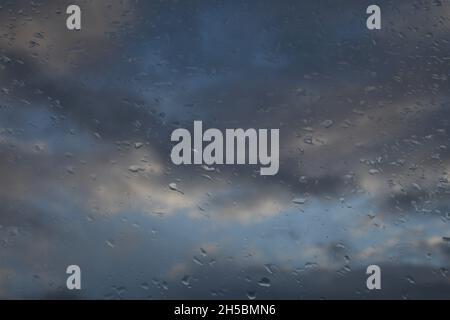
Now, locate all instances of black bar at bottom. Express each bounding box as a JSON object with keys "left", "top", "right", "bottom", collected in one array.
[{"left": 0, "top": 300, "right": 445, "bottom": 319}]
